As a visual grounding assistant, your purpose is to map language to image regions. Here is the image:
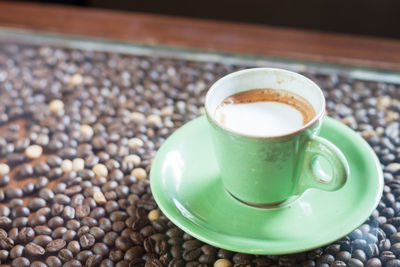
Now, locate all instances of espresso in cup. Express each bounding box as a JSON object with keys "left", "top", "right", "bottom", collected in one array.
[{"left": 214, "top": 88, "right": 316, "bottom": 136}]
